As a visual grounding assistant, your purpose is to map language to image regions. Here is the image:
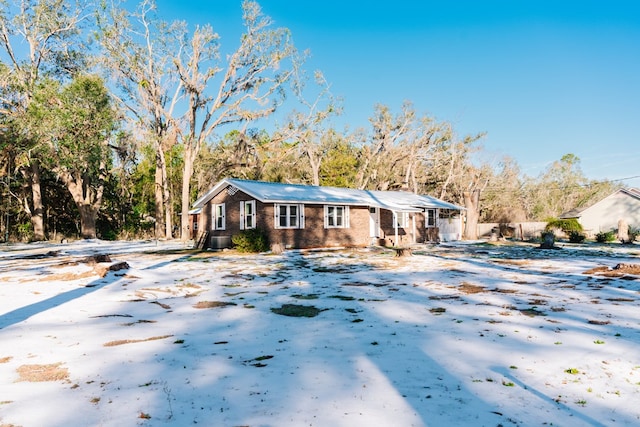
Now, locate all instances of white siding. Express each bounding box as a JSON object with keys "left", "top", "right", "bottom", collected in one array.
[{"left": 578, "top": 191, "right": 640, "bottom": 236}]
